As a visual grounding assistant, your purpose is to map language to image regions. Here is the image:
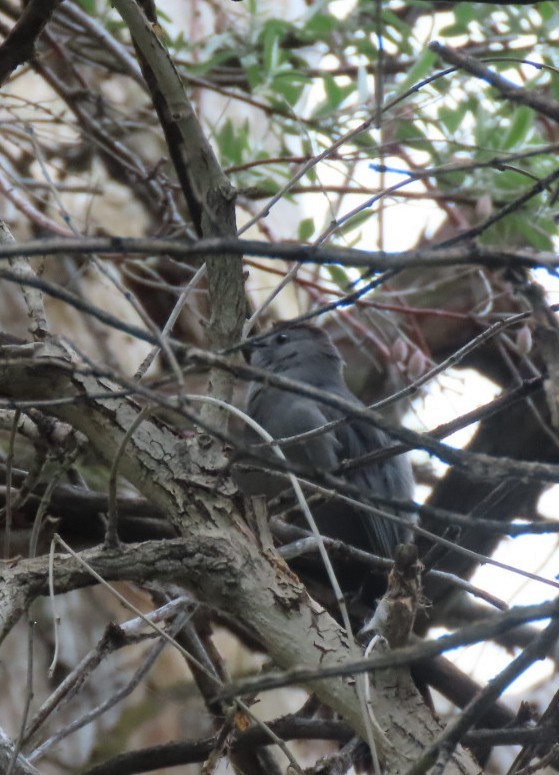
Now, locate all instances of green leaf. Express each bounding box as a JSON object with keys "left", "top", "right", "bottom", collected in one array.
[
  {"left": 264, "top": 32, "right": 280, "bottom": 73},
  {"left": 438, "top": 105, "right": 468, "bottom": 135},
  {"left": 327, "top": 265, "right": 351, "bottom": 286},
  {"left": 396, "top": 49, "right": 437, "bottom": 96},
  {"left": 77, "top": 0, "right": 96, "bottom": 12},
  {"left": 454, "top": 4, "right": 478, "bottom": 24},
  {"left": 493, "top": 168, "right": 532, "bottom": 193},
  {"left": 216, "top": 119, "right": 248, "bottom": 165},
  {"left": 502, "top": 107, "right": 534, "bottom": 149},
  {"left": 439, "top": 22, "right": 469, "bottom": 37},
  {"left": 393, "top": 120, "right": 426, "bottom": 144},
  {"left": 251, "top": 177, "right": 282, "bottom": 196},
  {"left": 271, "top": 71, "right": 309, "bottom": 107},
  {"left": 298, "top": 218, "right": 315, "bottom": 241},
  {"left": 538, "top": 1, "right": 558, "bottom": 21},
  {"left": 306, "top": 166, "right": 318, "bottom": 184},
  {"left": 381, "top": 10, "right": 413, "bottom": 48},
  {"left": 260, "top": 19, "right": 291, "bottom": 73},
  {"left": 355, "top": 37, "right": 378, "bottom": 59},
  {"left": 323, "top": 75, "right": 343, "bottom": 106},
  {"left": 314, "top": 75, "right": 354, "bottom": 115},
  {"left": 513, "top": 217, "right": 555, "bottom": 250},
  {"left": 157, "top": 7, "right": 171, "bottom": 23},
  {"left": 242, "top": 55, "right": 265, "bottom": 90},
  {"left": 304, "top": 13, "right": 336, "bottom": 38},
  {"left": 336, "top": 208, "right": 371, "bottom": 237}
]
